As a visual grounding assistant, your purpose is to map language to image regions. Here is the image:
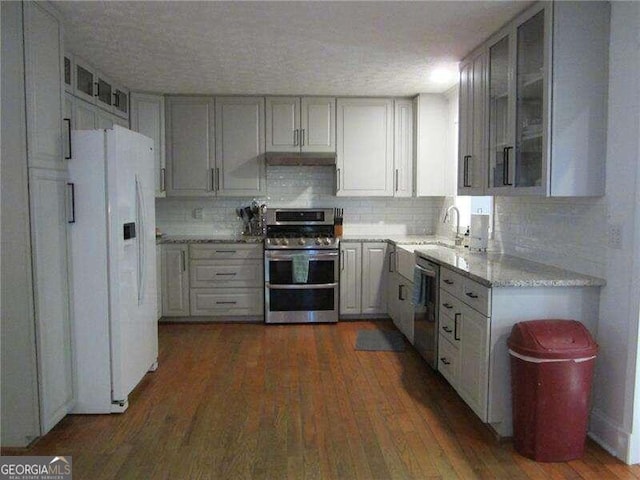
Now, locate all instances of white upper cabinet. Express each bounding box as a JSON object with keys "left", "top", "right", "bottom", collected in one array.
[
  {"left": 477, "top": 2, "right": 609, "bottom": 196},
  {"left": 394, "top": 99, "right": 413, "bottom": 197},
  {"left": 23, "top": 1, "right": 64, "bottom": 170},
  {"left": 215, "top": 96, "right": 265, "bottom": 196},
  {"left": 458, "top": 52, "right": 488, "bottom": 196},
  {"left": 336, "top": 98, "right": 394, "bottom": 197},
  {"left": 130, "top": 93, "right": 166, "bottom": 197},
  {"left": 415, "top": 93, "right": 455, "bottom": 196},
  {"left": 165, "top": 96, "right": 216, "bottom": 197},
  {"left": 266, "top": 96, "right": 335, "bottom": 153}
]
